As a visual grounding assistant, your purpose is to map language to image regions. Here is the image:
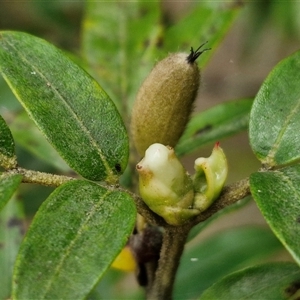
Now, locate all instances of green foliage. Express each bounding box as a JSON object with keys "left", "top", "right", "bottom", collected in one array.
[
  {"left": 82, "top": 1, "right": 162, "bottom": 113},
  {"left": 13, "top": 180, "right": 136, "bottom": 299},
  {"left": 249, "top": 50, "right": 300, "bottom": 167},
  {"left": 0, "top": 115, "right": 15, "bottom": 159},
  {"left": 0, "top": 197, "right": 25, "bottom": 299},
  {"left": 176, "top": 98, "right": 253, "bottom": 156},
  {"left": 0, "top": 115, "right": 17, "bottom": 169},
  {"left": 0, "top": 31, "right": 128, "bottom": 182},
  {"left": 0, "top": 1, "right": 300, "bottom": 299},
  {"left": 250, "top": 166, "right": 300, "bottom": 264},
  {"left": 201, "top": 262, "right": 300, "bottom": 300},
  {"left": 82, "top": 1, "right": 238, "bottom": 112},
  {"left": 246, "top": 48, "right": 300, "bottom": 296},
  {"left": 163, "top": 3, "right": 239, "bottom": 64},
  {"left": 9, "top": 111, "right": 70, "bottom": 172},
  {"left": 175, "top": 227, "right": 283, "bottom": 299},
  {"left": 0, "top": 174, "right": 22, "bottom": 212}
]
